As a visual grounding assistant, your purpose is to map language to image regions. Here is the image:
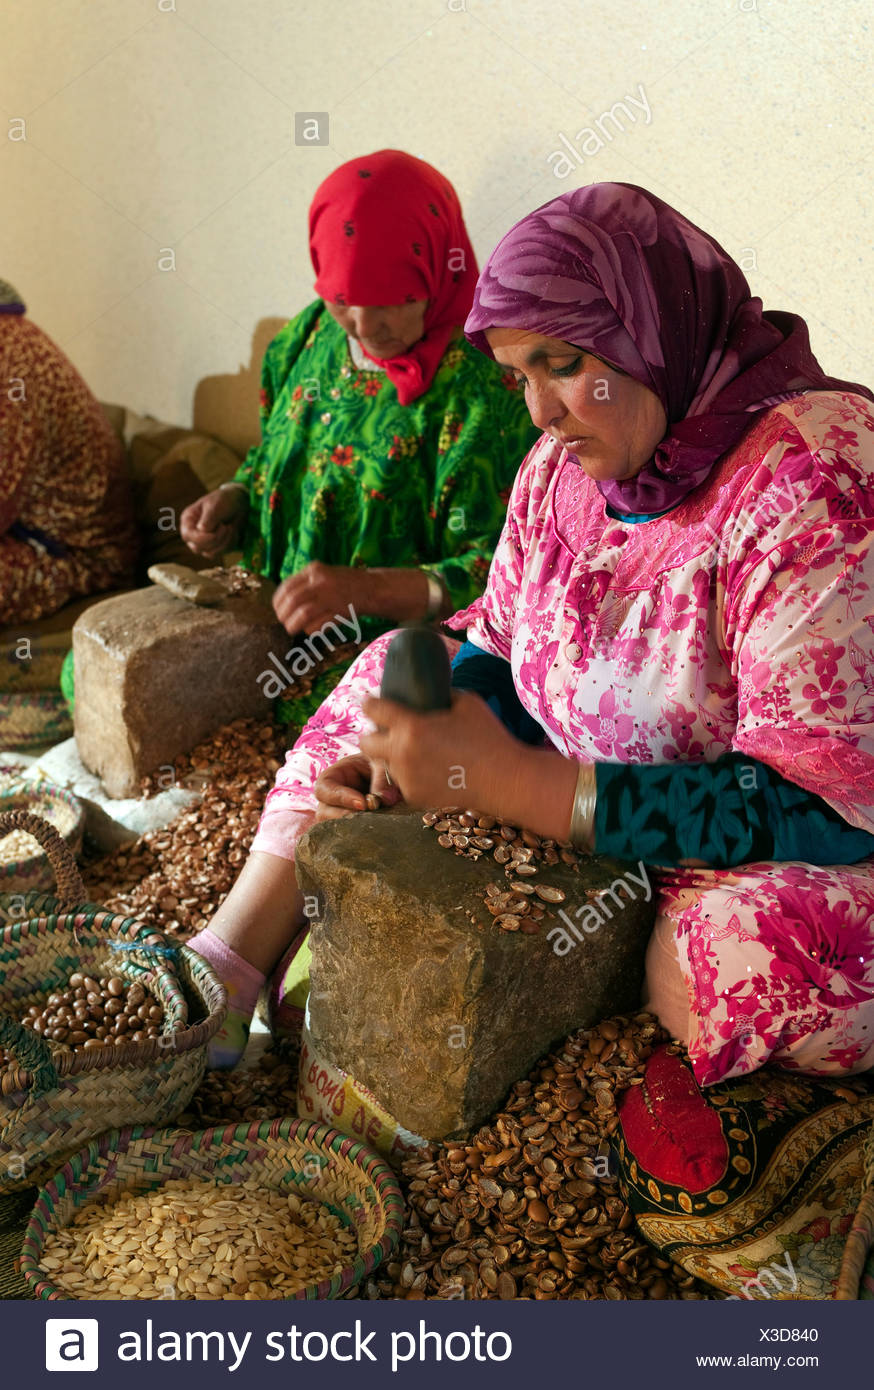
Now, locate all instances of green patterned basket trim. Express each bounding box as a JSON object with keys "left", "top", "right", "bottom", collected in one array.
[
  {"left": 1, "top": 910, "right": 195, "bottom": 1012},
  {"left": 0, "top": 1014, "right": 58, "bottom": 1095}
]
